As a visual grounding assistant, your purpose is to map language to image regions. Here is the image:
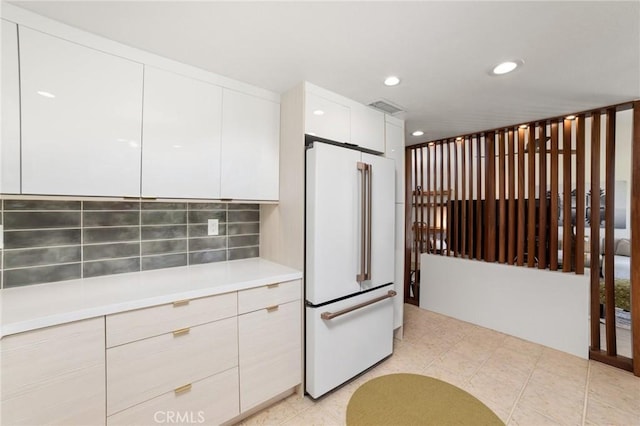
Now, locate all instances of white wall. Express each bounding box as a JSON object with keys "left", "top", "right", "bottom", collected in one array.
[{"left": 420, "top": 253, "right": 590, "bottom": 358}]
